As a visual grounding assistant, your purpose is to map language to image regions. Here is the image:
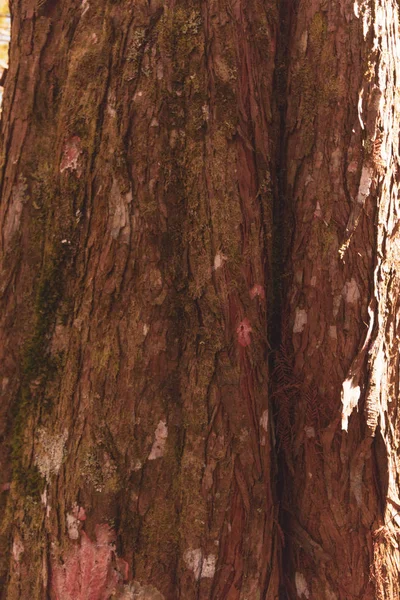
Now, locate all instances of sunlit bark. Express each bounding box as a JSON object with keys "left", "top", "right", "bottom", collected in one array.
[
  {"left": 0, "top": 0, "right": 279, "bottom": 598},
  {"left": 1, "top": 0, "right": 400, "bottom": 599},
  {"left": 279, "top": 1, "right": 400, "bottom": 598}
]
